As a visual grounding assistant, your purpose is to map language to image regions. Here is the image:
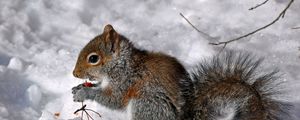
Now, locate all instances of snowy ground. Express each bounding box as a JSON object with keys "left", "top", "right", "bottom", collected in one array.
[{"left": 0, "top": 0, "right": 299, "bottom": 120}]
